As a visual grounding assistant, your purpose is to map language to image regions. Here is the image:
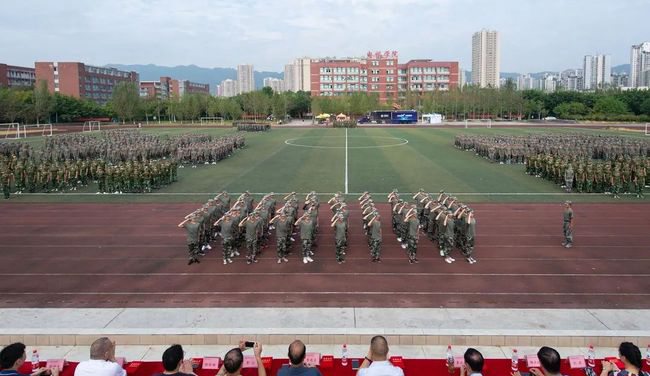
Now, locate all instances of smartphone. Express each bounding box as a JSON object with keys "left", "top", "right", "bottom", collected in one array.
[
  {"left": 244, "top": 341, "right": 255, "bottom": 348},
  {"left": 351, "top": 359, "right": 360, "bottom": 370}
]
